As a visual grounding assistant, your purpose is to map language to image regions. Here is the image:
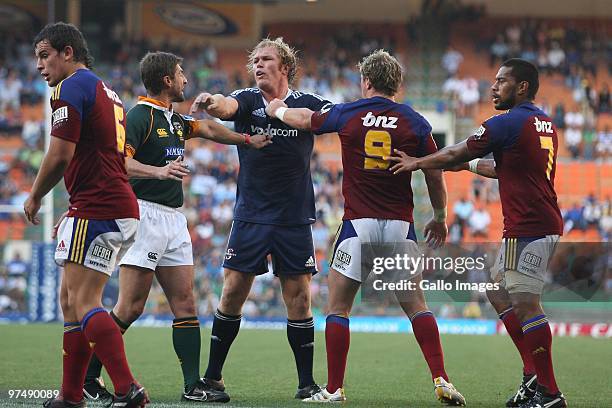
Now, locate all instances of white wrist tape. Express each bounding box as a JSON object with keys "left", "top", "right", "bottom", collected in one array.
[
  {"left": 275, "top": 107, "right": 288, "bottom": 121},
  {"left": 468, "top": 158, "right": 481, "bottom": 174},
  {"left": 433, "top": 207, "right": 447, "bottom": 222}
]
